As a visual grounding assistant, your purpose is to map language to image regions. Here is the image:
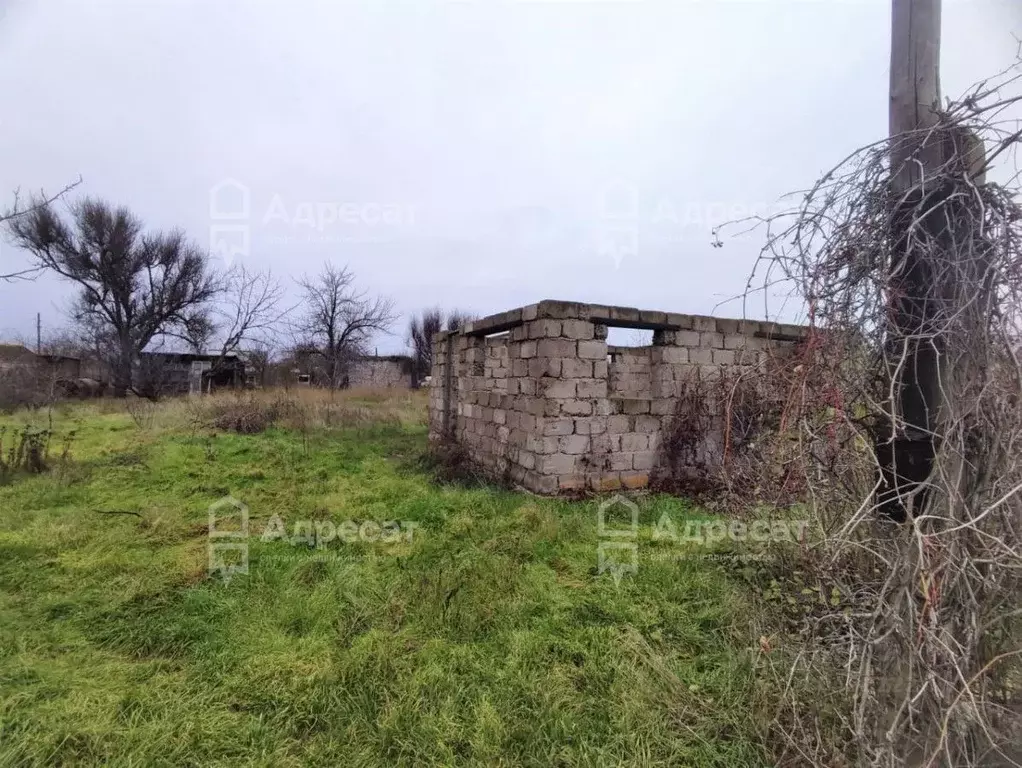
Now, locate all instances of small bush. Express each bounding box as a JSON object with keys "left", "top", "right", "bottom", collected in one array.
[
  {"left": 0, "top": 426, "right": 53, "bottom": 477},
  {"left": 126, "top": 397, "right": 157, "bottom": 430},
  {"left": 204, "top": 398, "right": 290, "bottom": 434}
]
